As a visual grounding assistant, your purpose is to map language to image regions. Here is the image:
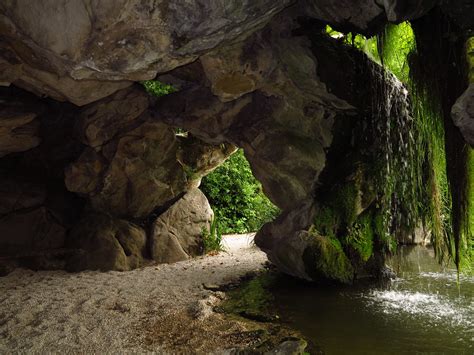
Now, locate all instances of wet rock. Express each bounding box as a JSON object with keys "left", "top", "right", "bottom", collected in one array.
[
  {"left": 0, "top": 0, "right": 292, "bottom": 104},
  {"left": 451, "top": 83, "right": 474, "bottom": 147},
  {"left": 151, "top": 189, "right": 212, "bottom": 263},
  {"left": 302, "top": 233, "right": 354, "bottom": 284},
  {"left": 270, "top": 337, "right": 308, "bottom": 355},
  {"left": 397, "top": 222, "right": 431, "bottom": 245},
  {"left": 258, "top": 216, "right": 354, "bottom": 284},
  {"left": 255, "top": 200, "right": 315, "bottom": 280},
  {"left": 66, "top": 213, "right": 146, "bottom": 272}
]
